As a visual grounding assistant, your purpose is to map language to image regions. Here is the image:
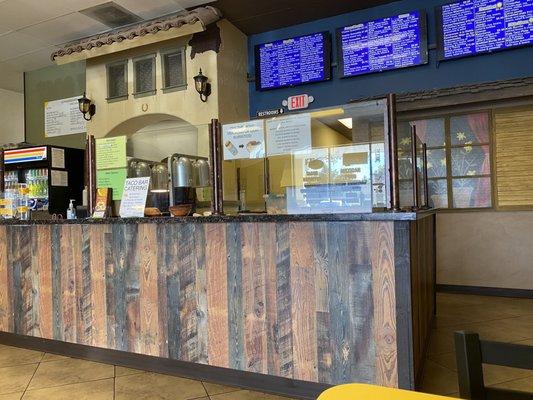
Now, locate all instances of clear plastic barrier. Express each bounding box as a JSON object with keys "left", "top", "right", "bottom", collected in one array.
[{"left": 222, "top": 100, "right": 390, "bottom": 215}]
